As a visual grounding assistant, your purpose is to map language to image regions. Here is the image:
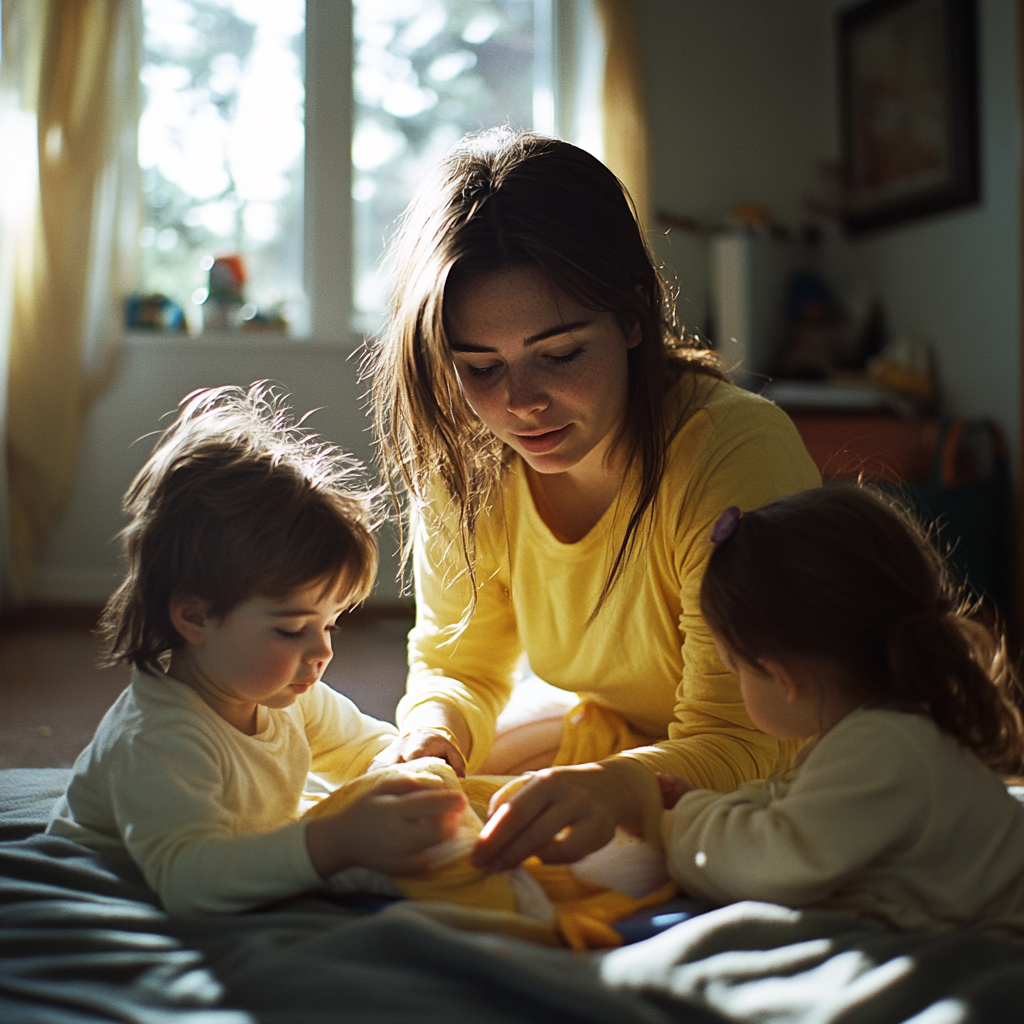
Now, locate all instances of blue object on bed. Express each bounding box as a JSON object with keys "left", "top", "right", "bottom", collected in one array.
[
  {"left": 3, "top": 768, "right": 1023, "bottom": 1024},
  {"left": 612, "top": 895, "right": 711, "bottom": 944}
]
